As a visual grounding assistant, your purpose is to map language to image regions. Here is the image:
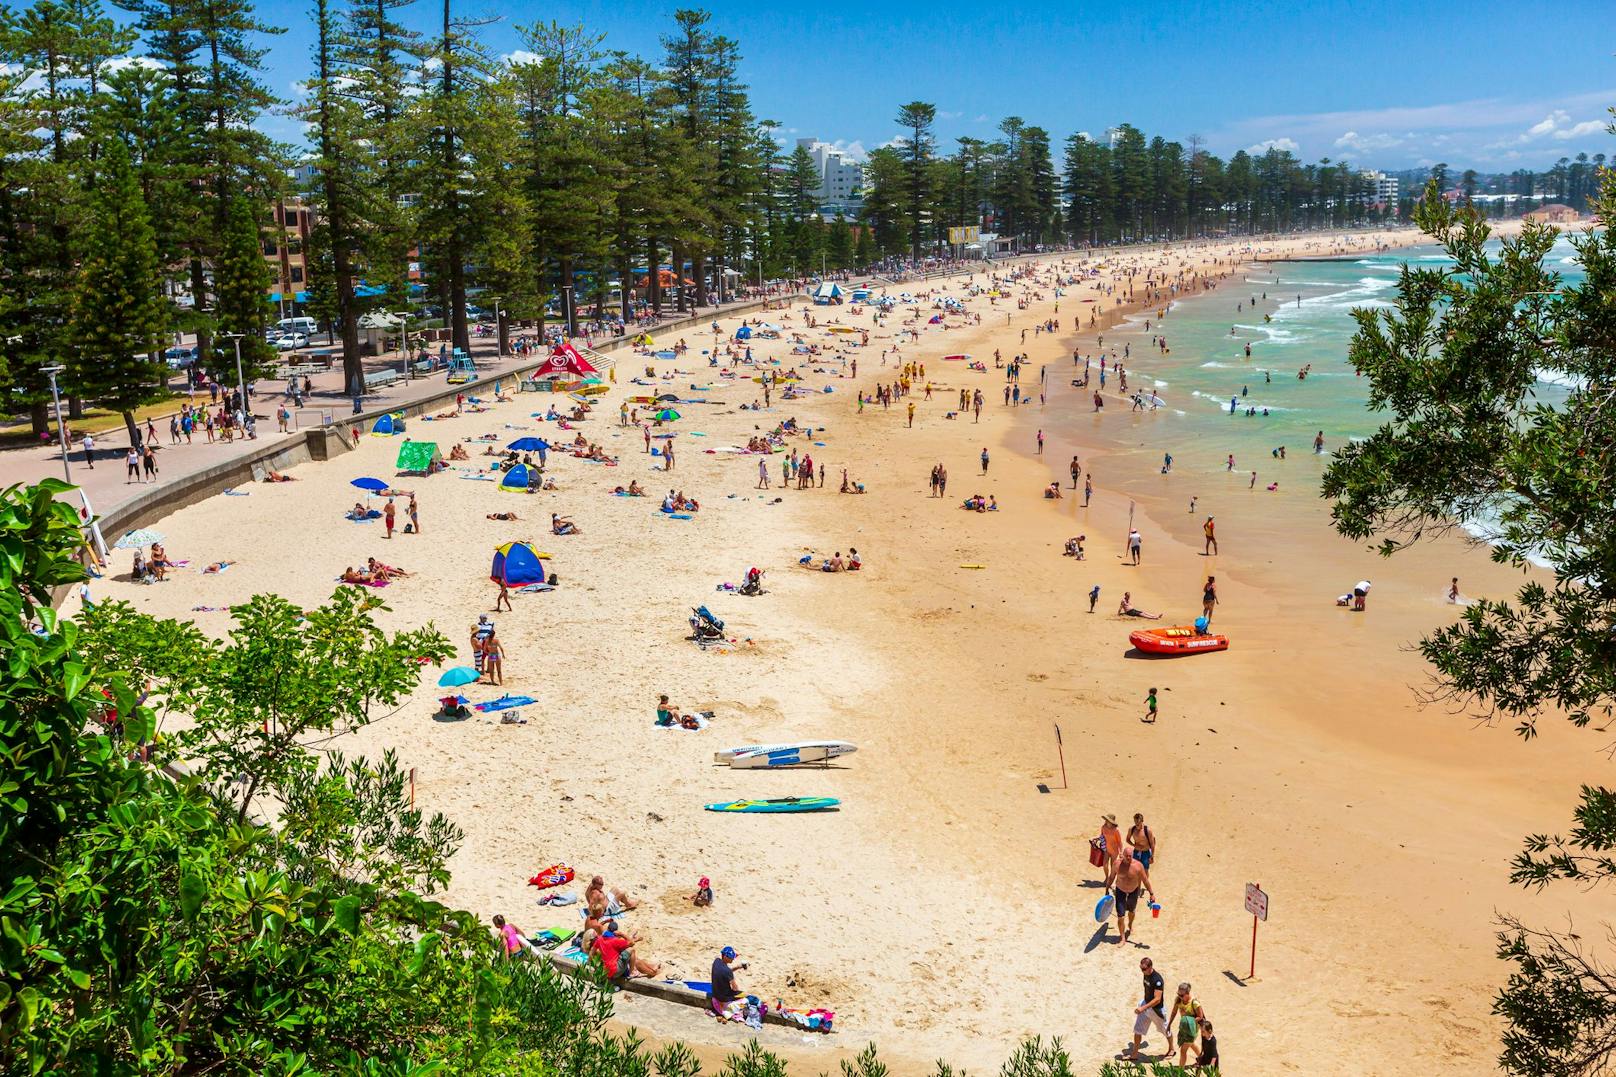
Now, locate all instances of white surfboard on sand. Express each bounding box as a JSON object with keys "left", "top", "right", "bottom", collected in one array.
[{"left": 714, "top": 741, "right": 858, "bottom": 768}]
